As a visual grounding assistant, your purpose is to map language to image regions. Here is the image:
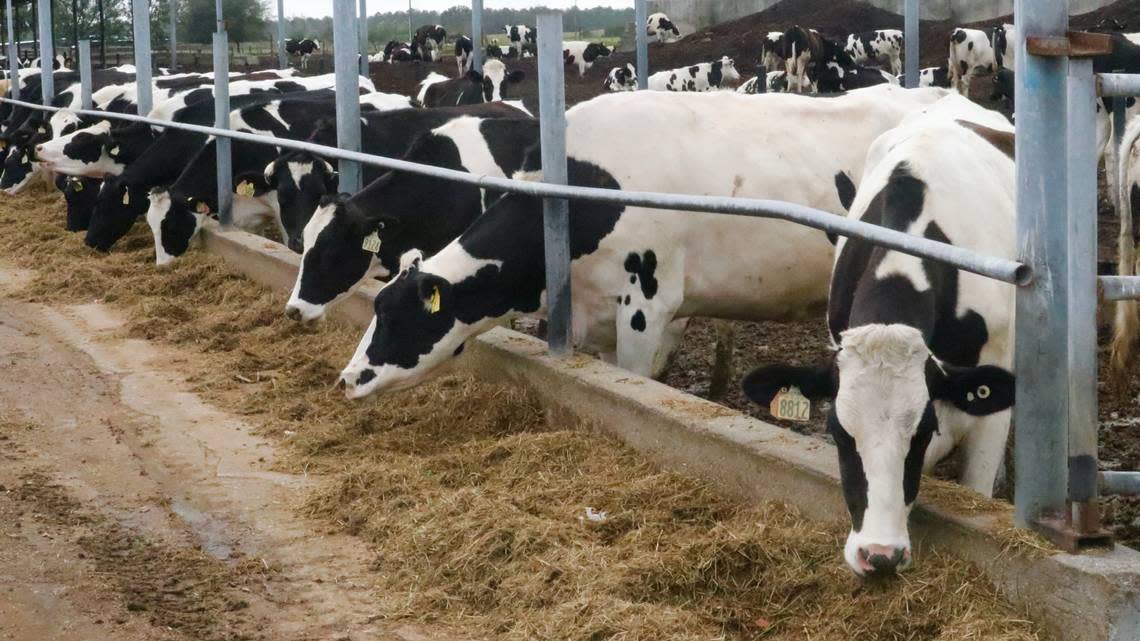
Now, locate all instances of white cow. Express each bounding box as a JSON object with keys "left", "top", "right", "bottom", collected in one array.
[
  {"left": 648, "top": 56, "right": 740, "bottom": 92},
  {"left": 845, "top": 29, "right": 904, "bottom": 75}
]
